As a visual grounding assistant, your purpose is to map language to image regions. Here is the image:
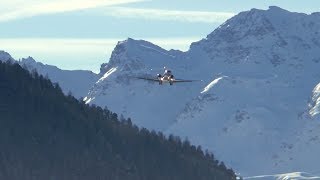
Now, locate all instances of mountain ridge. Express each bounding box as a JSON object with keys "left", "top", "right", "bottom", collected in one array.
[{"left": 0, "top": 51, "right": 99, "bottom": 98}]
